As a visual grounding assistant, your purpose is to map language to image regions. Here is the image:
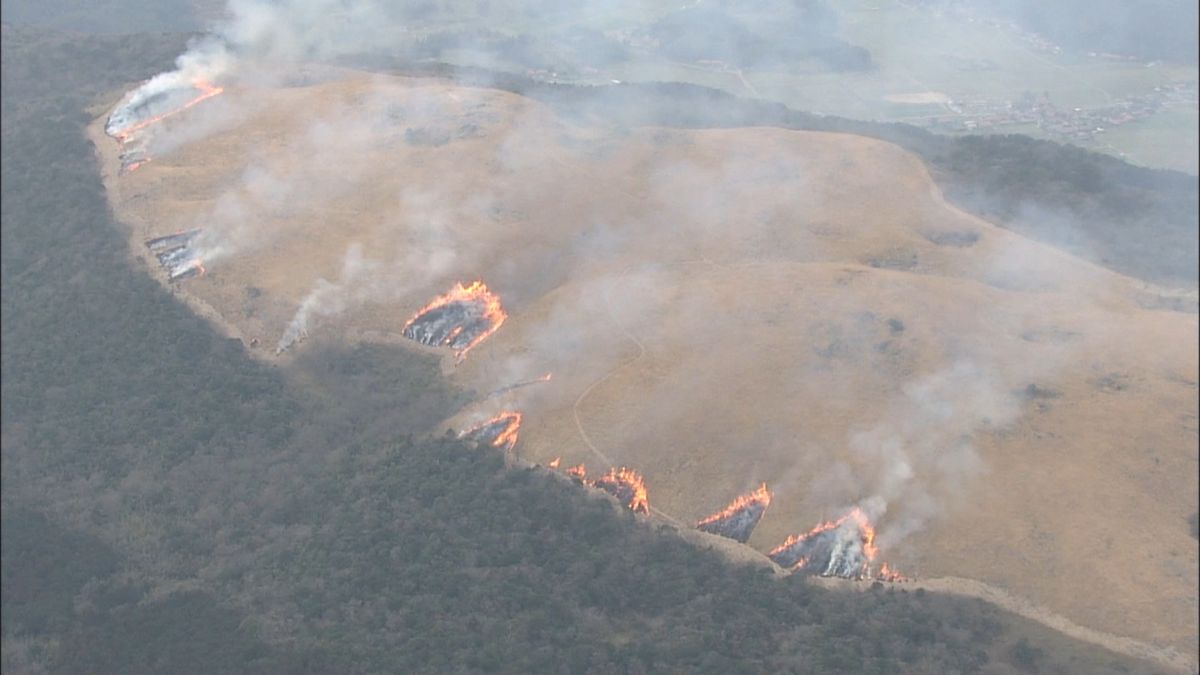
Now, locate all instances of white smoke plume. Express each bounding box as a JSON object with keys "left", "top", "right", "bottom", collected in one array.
[
  {"left": 847, "top": 361, "right": 1021, "bottom": 549},
  {"left": 277, "top": 243, "right": 373, "bottom": 354},
  {"left": 107, "top": 0, "right": 408, "bottom": 148}
]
